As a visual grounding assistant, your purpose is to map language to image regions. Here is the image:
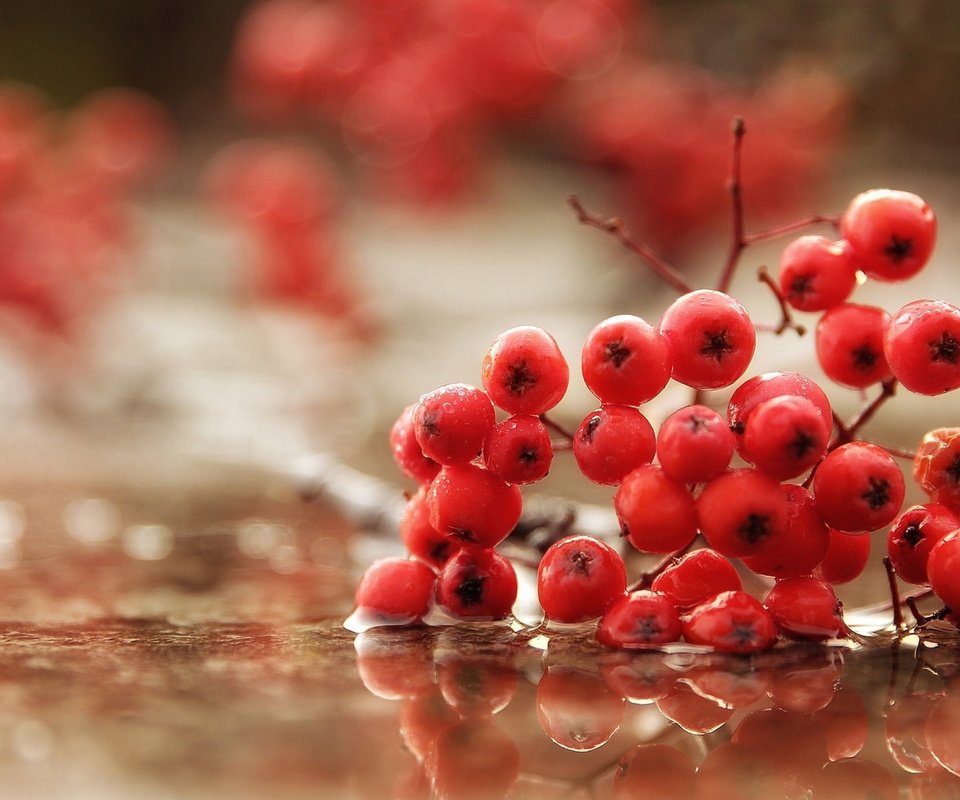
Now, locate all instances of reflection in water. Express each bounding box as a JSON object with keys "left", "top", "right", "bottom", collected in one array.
[{"left": 353, "top": 628, "right": 960, "bottom": 799}]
